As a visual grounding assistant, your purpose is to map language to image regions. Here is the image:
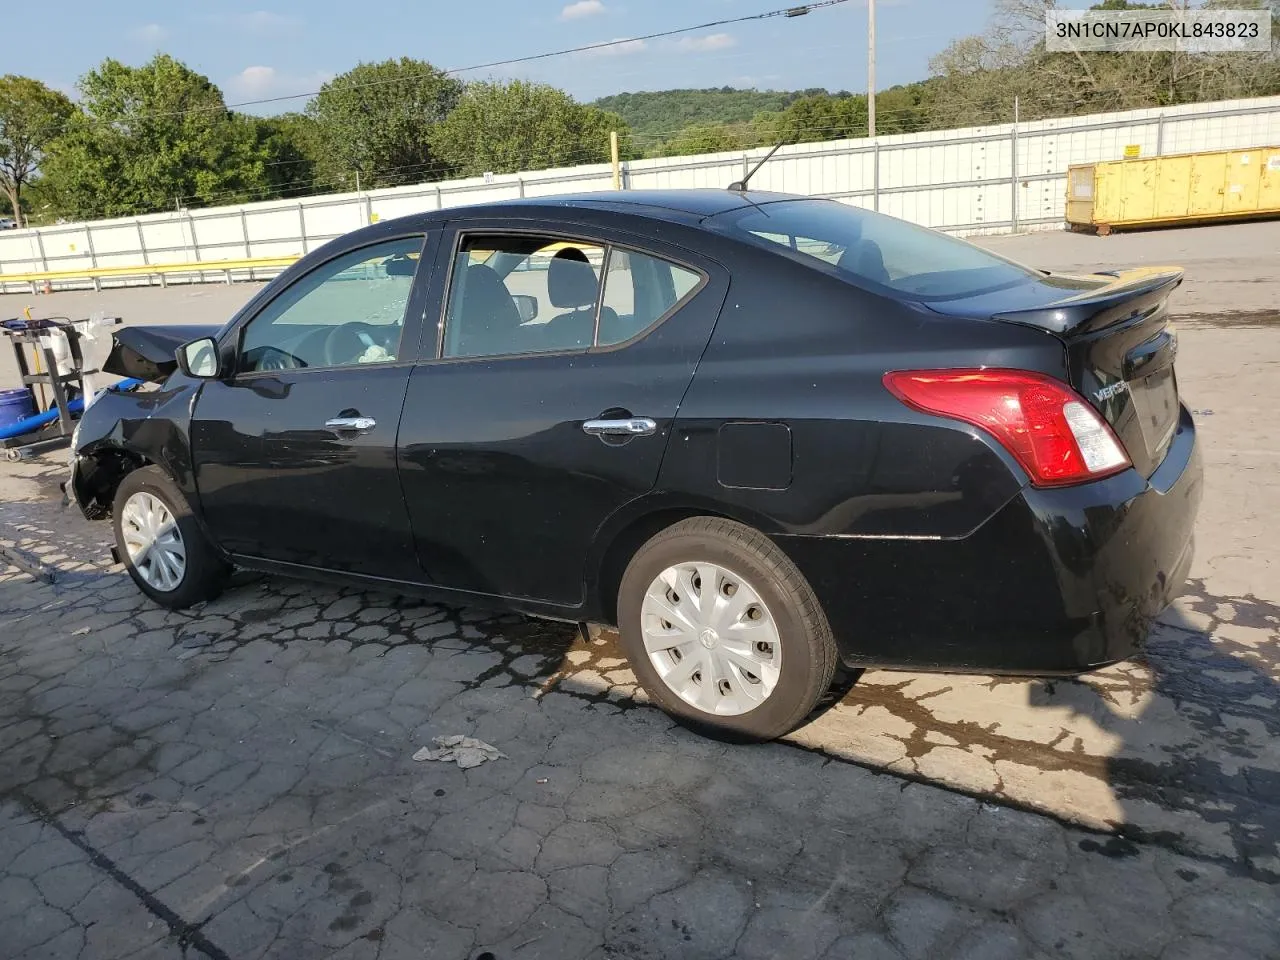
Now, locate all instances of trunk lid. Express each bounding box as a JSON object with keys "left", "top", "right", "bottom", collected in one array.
[
  {"left": 926, "top": 267, "right": 1184, "bottom": 479},
  {"left": 103, "top": 324, "right": 221, "bottom": 383}
]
